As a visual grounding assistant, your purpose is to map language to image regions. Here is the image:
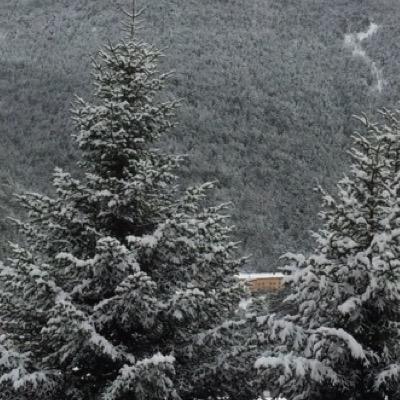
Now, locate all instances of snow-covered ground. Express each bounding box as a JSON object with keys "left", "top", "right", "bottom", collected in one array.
[{"left": 238, "top": 272, "right": 285, "bottom": 280}]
